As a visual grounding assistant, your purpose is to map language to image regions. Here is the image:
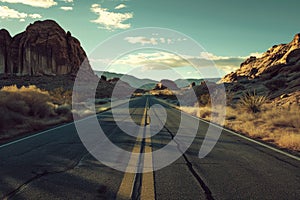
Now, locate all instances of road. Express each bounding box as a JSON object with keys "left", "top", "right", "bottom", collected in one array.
[{"left": 0, "top": 95, "right": 299, "bottom": 199}]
